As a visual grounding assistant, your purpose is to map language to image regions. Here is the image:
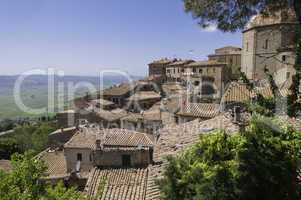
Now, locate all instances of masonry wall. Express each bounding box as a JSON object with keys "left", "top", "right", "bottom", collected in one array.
[
  {"left": 242, "top": 29, "right": 256, "bottom": 79},
  {"left": 94, "top": 149, "right": 151, "bottom": 167},
  {"left": 242, "top": 24, "right": 297, "bottom": 82},
  {"left": 64, "top": 148, "right": 94, "bottom": 173}
]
